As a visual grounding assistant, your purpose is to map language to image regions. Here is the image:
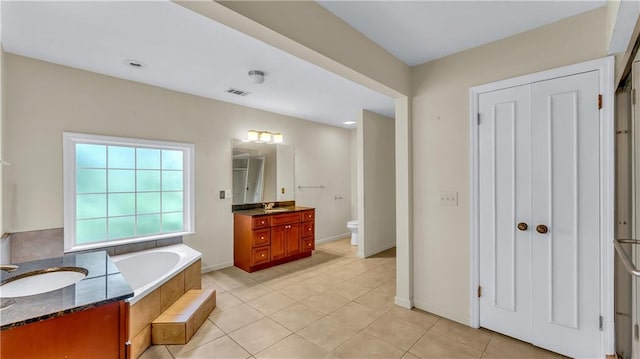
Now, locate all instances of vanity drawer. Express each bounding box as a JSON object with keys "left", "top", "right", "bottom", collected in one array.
[
  {"left": 251, "top": 246, "right": 271, "bottom": 266},
  {"left": 252, "top": 216, "right": 271, "bottom": 229},
  {"left": 252, "top": 229, "right": 271, "bottom": 247},
  {"left": 302, "top": 221, "right": 314, "bottom": 238},
  {"left": 271, "top": 212, "right": 302, "bottom": 226},
  {"left": 301, "top": 210, "right": 315, "bottom": 222},
  {"left": 302, "top": 237, "right": 315, "bottom": 252}
]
